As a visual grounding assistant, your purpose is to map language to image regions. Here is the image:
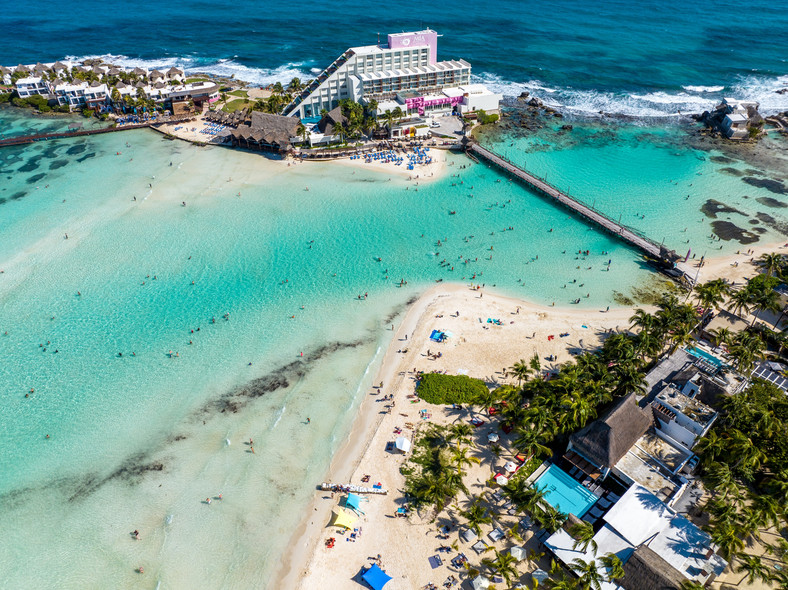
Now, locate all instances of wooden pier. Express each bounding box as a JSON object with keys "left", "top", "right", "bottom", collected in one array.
[
  {"left": 0, "top": 117, "right": 194, "bottom": 149},
  {"left": 465, "top": 139, "right": 689, "bottom": 278}
]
